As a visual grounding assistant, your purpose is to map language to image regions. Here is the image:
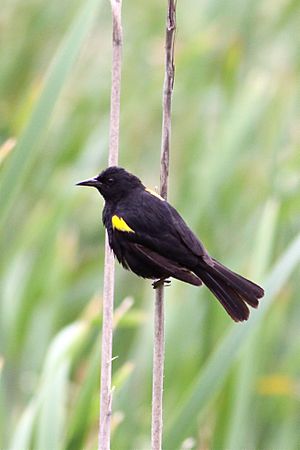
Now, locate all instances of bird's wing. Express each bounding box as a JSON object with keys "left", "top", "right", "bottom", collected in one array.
[
  {"left": 112, "top": 188, "right": 209, "bottom": 261},
  {"left": 129, "top": 243, "right": 202, "bottom": 286},
  {"left": 166, "top": 203, "right": 208, "bottom": 258}
]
